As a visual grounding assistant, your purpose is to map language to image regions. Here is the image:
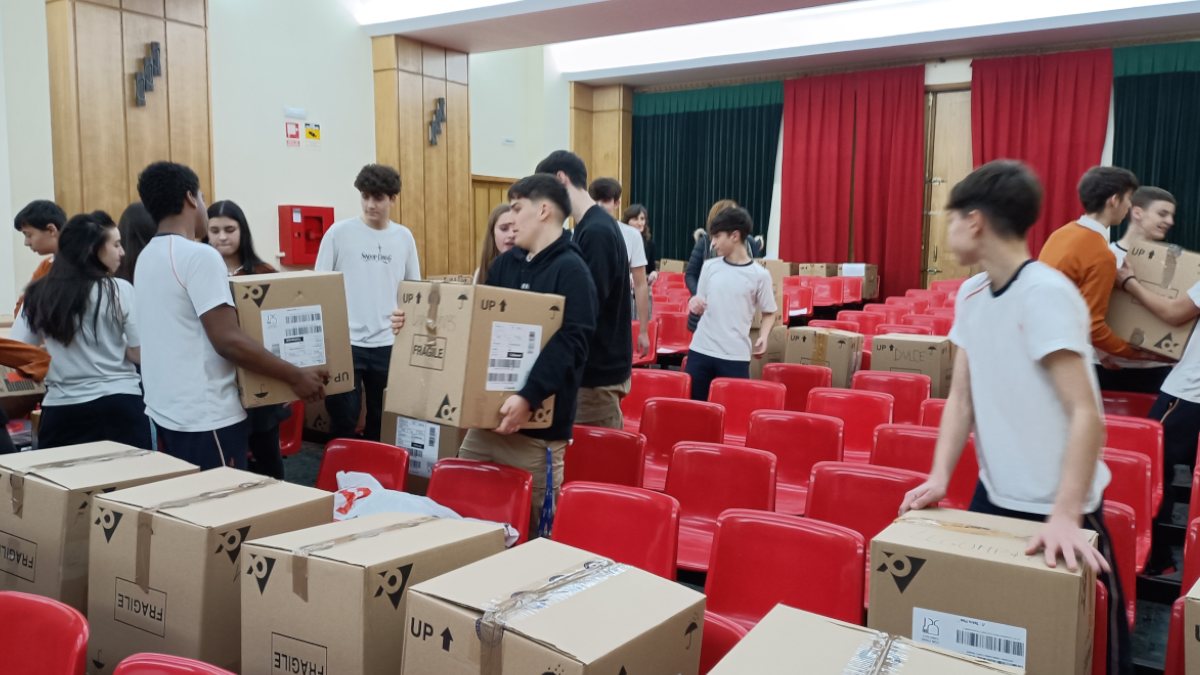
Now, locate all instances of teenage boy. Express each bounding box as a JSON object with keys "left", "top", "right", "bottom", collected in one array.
[
  {"left": 315, "top": 164, "right": 421, "bottom": 441},
  {"left": 588, "top": 177, "right": 651, "bottom": 359},
  {"left": 134, "top": 161, "right": 327, "bottom": 469},
  {"left": 536, "top": 151, "right": 632, "bottom": 429},
  {"left": 901, "top": 160, "right": 1130, "bottom": 675},
  {"left": 685, "top": 207, "right": 776, "bottom": 401},
  {"left": 1100, "top": 186, "right": 1178, "bottom": 394},
  {"left": 12, "top": 199, "right": 65, "bottom": 314}
]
